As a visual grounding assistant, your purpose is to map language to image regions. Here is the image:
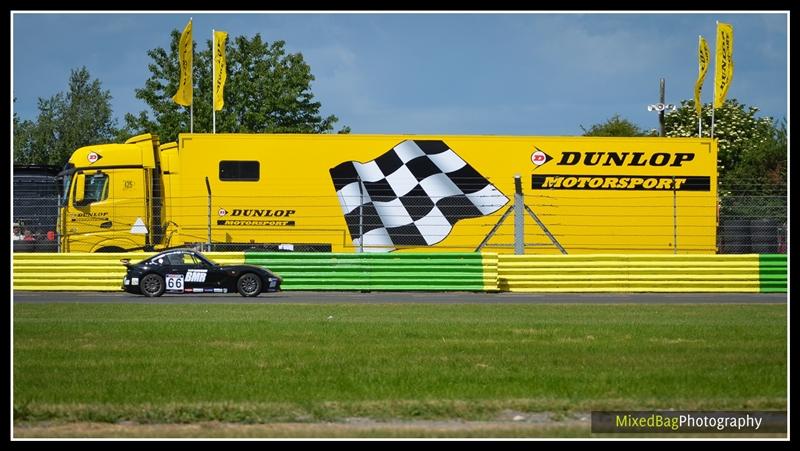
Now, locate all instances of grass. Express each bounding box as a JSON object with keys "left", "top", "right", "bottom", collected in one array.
[{"left": 13, "top": 303, "right": 786, "bottom": 426}]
